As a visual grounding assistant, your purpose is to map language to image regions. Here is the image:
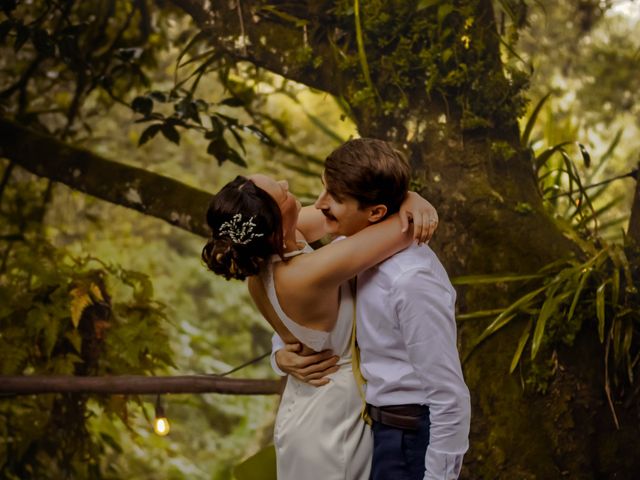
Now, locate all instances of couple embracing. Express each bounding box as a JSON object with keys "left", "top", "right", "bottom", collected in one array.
[{"left": 202, "top": 139, "right": 470, "bottom": 480}]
